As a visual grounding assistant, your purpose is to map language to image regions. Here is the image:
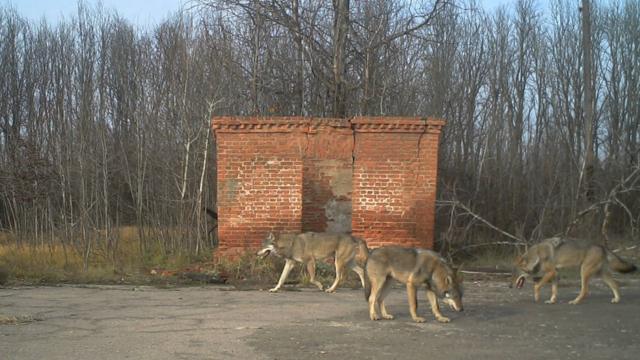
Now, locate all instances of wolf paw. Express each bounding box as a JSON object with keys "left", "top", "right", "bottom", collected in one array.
[
  {"left": 381, "top": 314, "right": 394, "bottom": 320},
  {"left": 268, "top": 287, "right": 280, "bottom": 293},
  {"left": 611, "top": 298, "right": 620, "bottom": 304},
  {"left": 436, "top": 316, "right": 451, "bottom": 323},
  {"left": 370, "top": 314, "right": 381, "bottom": 321},
  {"left": 544, "top": 299, "right": 557, "bottom": 304},
  {"left": 324, "top": 288, "right": 336, "bottom": 293},
  {"left": 412, "top": 316, "right": 426, "bottom": 323},
  {"left": 568, "top": 299, "right": 581, "bottom": 305}
]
